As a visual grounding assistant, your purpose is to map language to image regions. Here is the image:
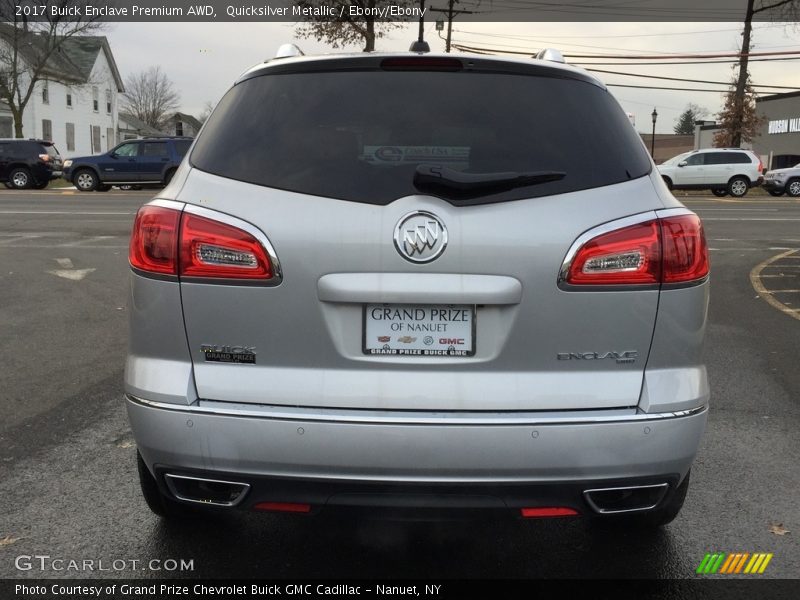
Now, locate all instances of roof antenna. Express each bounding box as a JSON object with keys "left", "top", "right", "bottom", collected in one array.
[{"left": 409, "top": 0, "right": 430, "bottom": 52}]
